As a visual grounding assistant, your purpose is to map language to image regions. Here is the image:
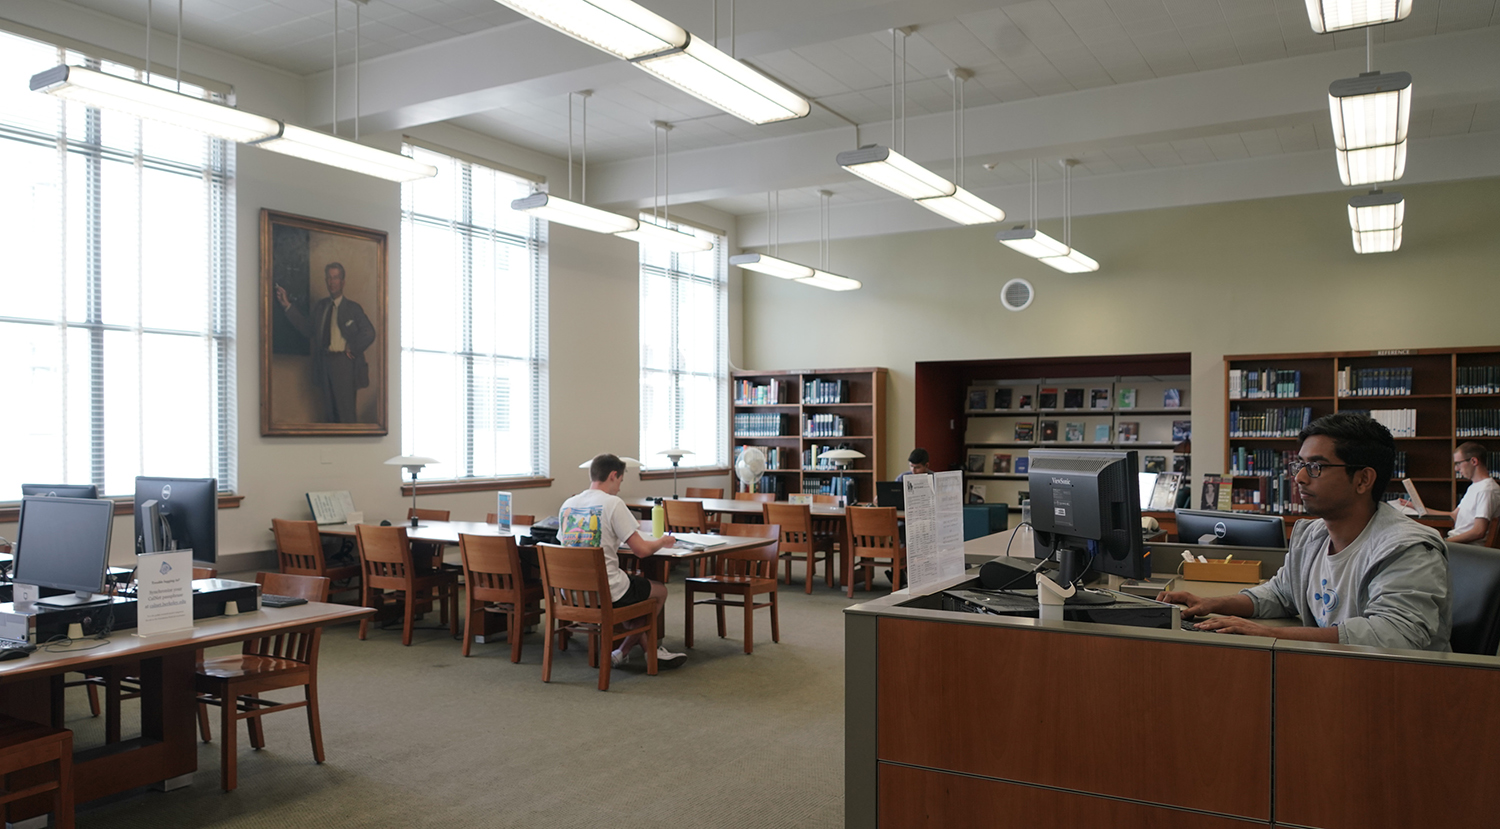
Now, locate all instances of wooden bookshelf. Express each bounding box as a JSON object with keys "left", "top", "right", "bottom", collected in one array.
[
  {"left": 1225, "top": 346, "right": 1500, "bottom": 514},
  {"left": 731, "top": 367, "right": 887, "bottom": 503}
]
